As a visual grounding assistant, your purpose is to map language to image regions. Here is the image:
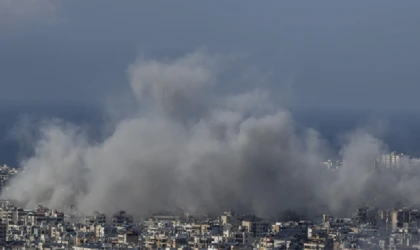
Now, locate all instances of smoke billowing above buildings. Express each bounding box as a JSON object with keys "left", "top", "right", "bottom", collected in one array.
[{"left": 3, "top": 51, "right": 420, "bottom": 219}]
